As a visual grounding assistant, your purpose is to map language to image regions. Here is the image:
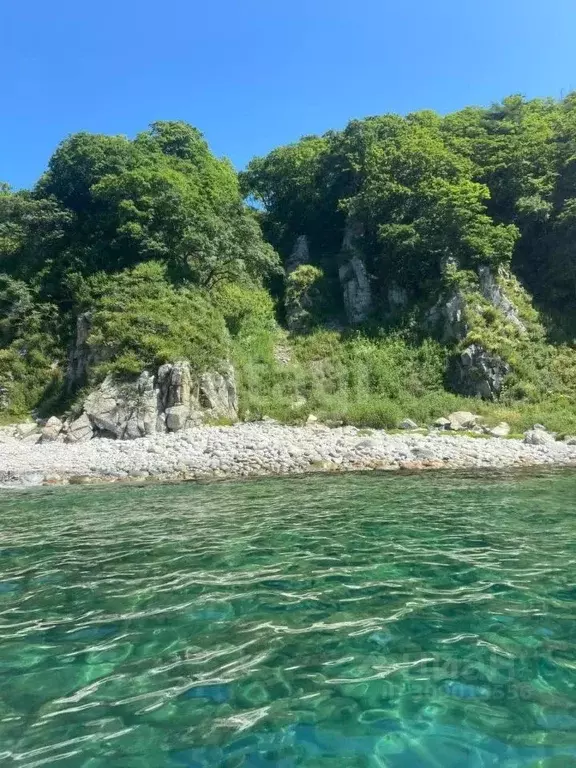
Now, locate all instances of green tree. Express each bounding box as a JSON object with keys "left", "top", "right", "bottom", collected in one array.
[{"left": 5, "top": 122, "right": 278, "bottom": 305}]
